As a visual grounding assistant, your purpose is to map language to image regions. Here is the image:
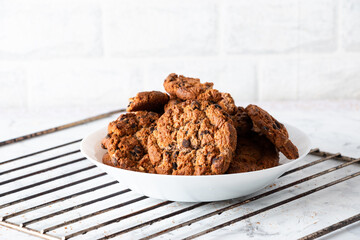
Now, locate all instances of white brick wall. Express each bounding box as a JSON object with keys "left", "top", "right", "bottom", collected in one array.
[
  {"left": 342, "top": 0, "right": 360, "bottom": 50},
  {"left": 298, "top": 56, "right": 360, "bottom": 99},
  {"left": 103, "top": 0, "right": 218, "bottom": 56},
  {"left": 0, "top": 0, "right": 102, "bottom": 59},
  {"left": 259, "top": 56, "right": 360, "bottom": 100},
  {"left": 224, "top": 0, "right": 336, "bottom": 53},
  {"left": 26, "top": 60, "right": 142, "bottom": 108},
  {"left": 259, "top": 58, "right": 299, "bottom": 101},
  {"left": 0, "top": 0, "right": 359, "bottom": 110}
]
